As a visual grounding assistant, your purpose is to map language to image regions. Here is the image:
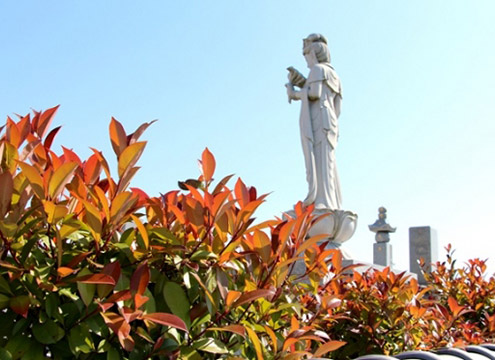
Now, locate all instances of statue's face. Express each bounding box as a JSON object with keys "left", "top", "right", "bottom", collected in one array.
[{"left": 304, "top": 50, "right": 317, "bottom": 68}]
